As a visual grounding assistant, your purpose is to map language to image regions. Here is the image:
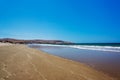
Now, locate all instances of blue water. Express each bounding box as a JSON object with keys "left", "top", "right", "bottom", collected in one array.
[
  {"left": 29, "top": 44, "right": 120, "bottom": 79},
  {"left": 74, "top": 43, "right": 120, "bottom": 47}
]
